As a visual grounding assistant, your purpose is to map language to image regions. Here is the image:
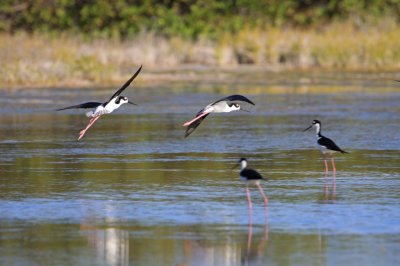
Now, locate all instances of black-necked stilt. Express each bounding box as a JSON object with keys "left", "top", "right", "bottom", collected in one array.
[
  {"left": 233, "top": 158, "right": 268, "bottom": 211},
  {"left": 183, "top": 94, "right": 255, "bottom": 137},
  {"left": 304, "top": 119, "right": 348, "bottom": 172},
  {"left": 57, "top": 65, "right": 142, "bottom": 140}
]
